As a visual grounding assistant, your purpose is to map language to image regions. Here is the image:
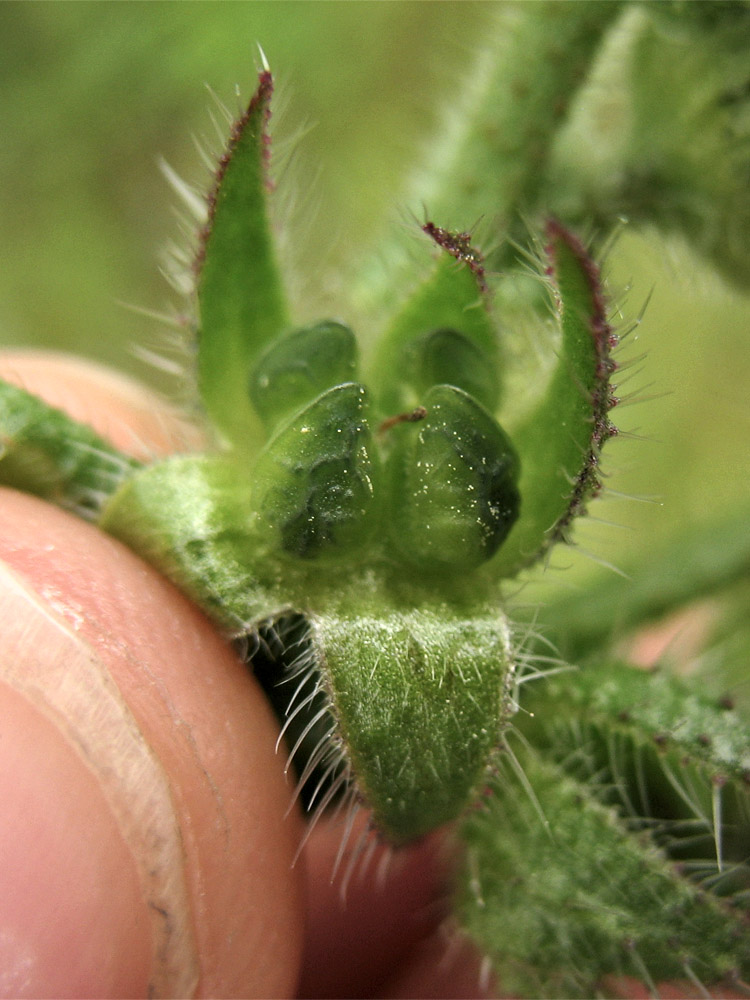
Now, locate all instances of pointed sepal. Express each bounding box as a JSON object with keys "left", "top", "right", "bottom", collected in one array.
[
  {"left": 196, "top": 70, "right": 290, "bottom": 450},
  {"left": 370, "top": 240, "right": 499, "bottom": 418},
  {"left": 493, "top": 220, "right": 618, "bottom": 575},
  {"left": 312, "top": 602, "right": 516, "bottom": 844}
]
